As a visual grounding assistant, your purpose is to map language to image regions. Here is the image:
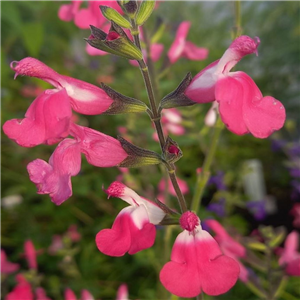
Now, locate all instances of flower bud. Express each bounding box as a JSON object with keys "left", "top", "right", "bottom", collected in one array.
[
  {"left": 117, "top": 136, "right": 162, "bottom": 168},
  {"left": 136, "top": 1, "right": 155, "bottom": 26},
  {"left": 100, "top": 83, "right": 148, "bottom": 114},
  {"left": 100, "top": 5, "right": 132, "bottom": 28},
  {"left": 163, "top": 136, "right": 182, "bottom": 164},
  {"left": 118, "top": 0, "right": 139, "bottom": 18},
  {"left": 85, "top": 22, "right": 142, "bottom": 60},
  {"left": 159, "top": 72, "right": 196, "bottom": 110}
]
